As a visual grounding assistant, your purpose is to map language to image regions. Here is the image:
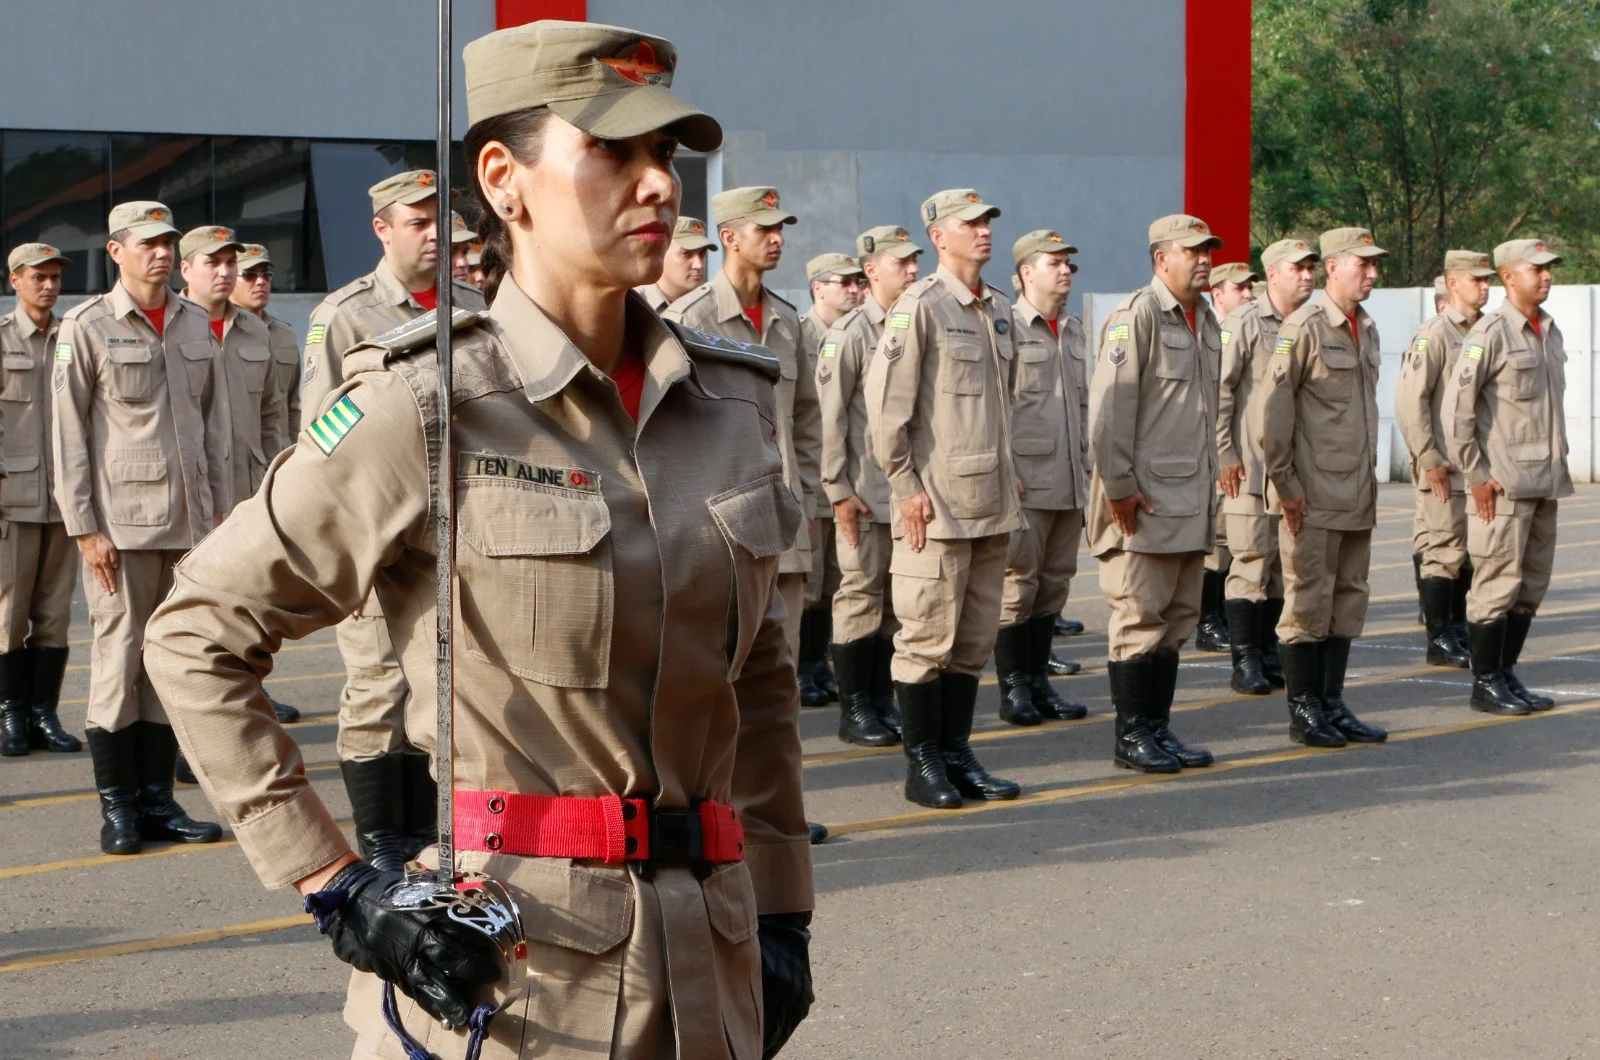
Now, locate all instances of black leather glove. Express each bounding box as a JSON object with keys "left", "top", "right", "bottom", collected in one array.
[
  {"left": 304, "top": 861, "right": 504, "bottom": 1027},
  {"left": 758, "top": 911, "right": 814, "bottom": 1059}
]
